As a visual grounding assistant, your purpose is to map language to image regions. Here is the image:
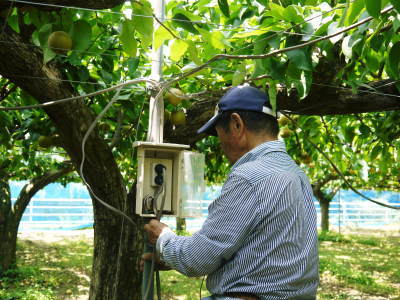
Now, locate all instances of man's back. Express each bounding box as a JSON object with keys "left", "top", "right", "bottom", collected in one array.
[{"left": 204, "top": 140, "right": 319, "bottom": 299}]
